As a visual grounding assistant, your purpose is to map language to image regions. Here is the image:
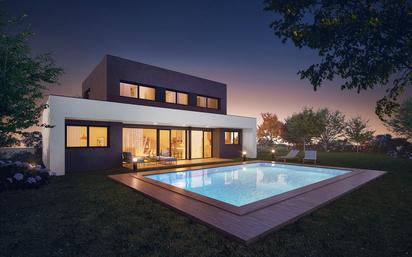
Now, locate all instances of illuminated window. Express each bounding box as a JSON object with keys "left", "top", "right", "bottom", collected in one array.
[
  {"left": 177, "top": 92, "right": 188, "bottom": 105},
  {"left": 165, "top": 90, "right": 177, "bottom": 103},
  {"left": 197, "top": 95, "right": 219, "bottom": 109},
  {"left": 89, "top": 127, "right": 108, "bottom": 147},
  {"left": 224, "top": 131, "right": 239, "bottom": 144},
  {"left": 207, "top": 98, "right": 218, "bottom": 109},
  {"left": 166, "top": 90, "right": 188, "bottom": 105},
  {"left": 139, "top": 86, "right": 155, "bottom": 100},
  {"left": 120, "top": 82, "right": 138, "bottom": 98},
  {"left": 122, "top": 128, "right": 157, "bottom": 156},
  {"left": 197, "top": 96, "right": 207, "bottom": 108},
  {"left": 233, "top": 132, "right": 239, "bottom": 144},
  {"left": 66, "top": 126, "right": 88, "bottom": 147}
]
